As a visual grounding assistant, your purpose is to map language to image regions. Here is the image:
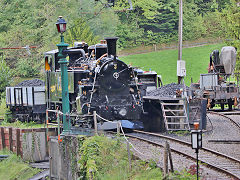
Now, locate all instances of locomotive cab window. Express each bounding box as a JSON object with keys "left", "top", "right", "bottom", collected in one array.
[{"left": 45, "top": 56, "right": 52, "bottom": 71}]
